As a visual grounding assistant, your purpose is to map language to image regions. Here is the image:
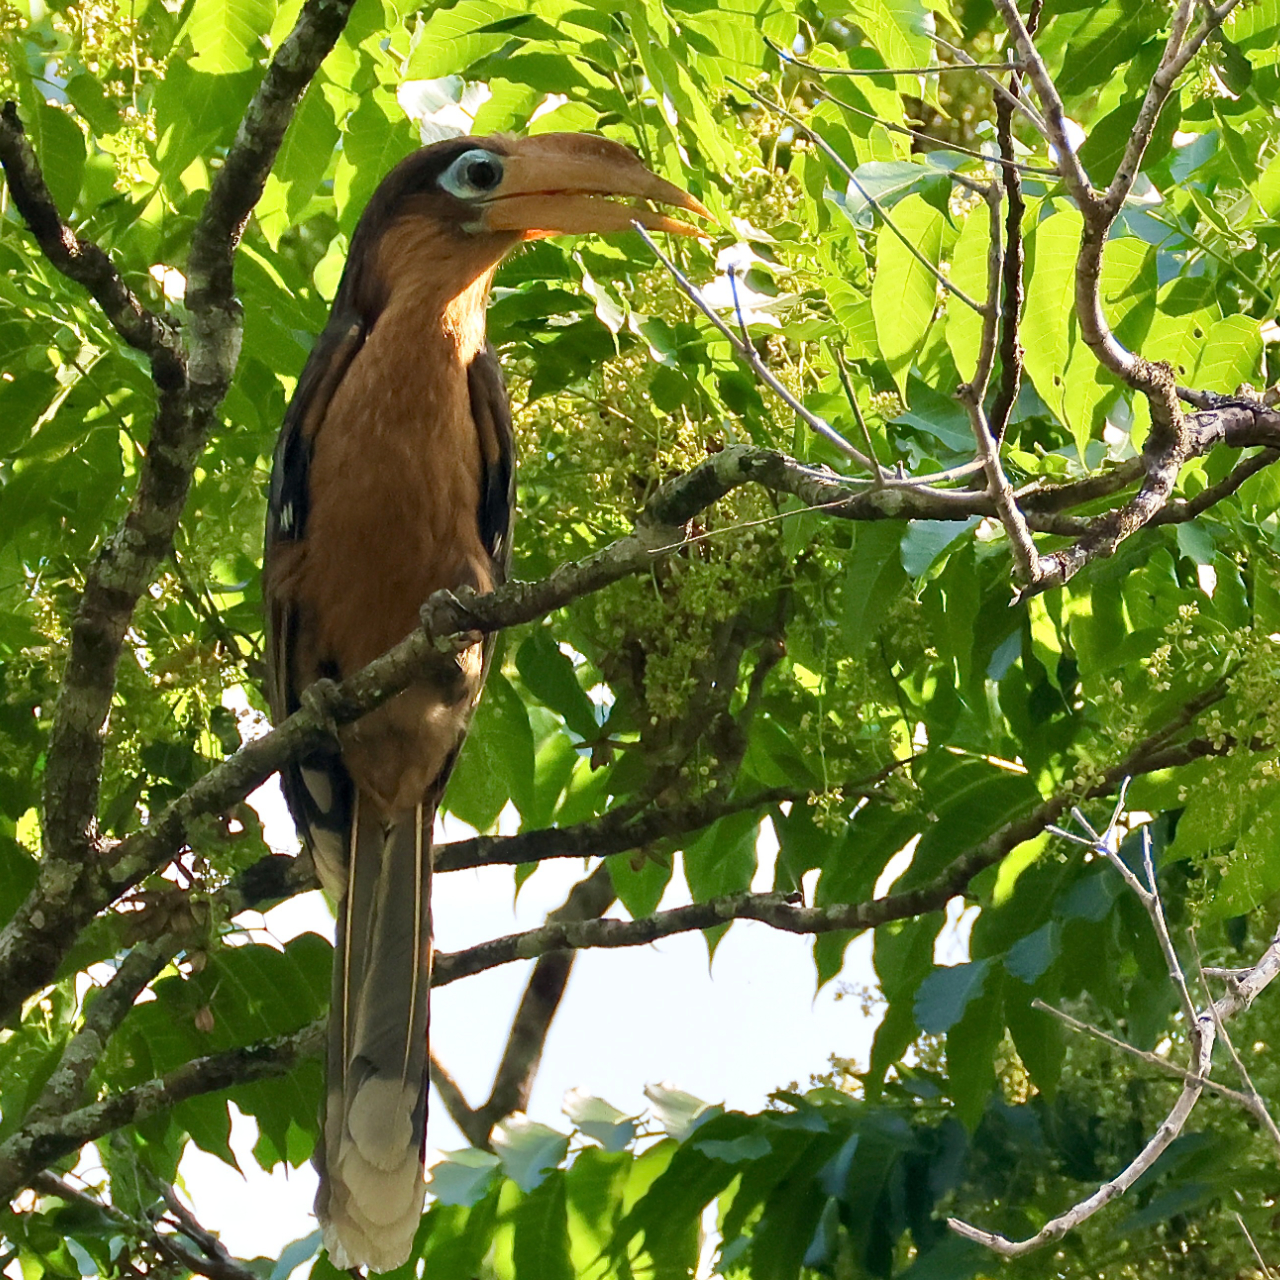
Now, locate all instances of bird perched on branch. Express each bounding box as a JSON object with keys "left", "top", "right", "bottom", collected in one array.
[{"left": 263, "top": 132, "right": 707, "bottom": 1272}]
